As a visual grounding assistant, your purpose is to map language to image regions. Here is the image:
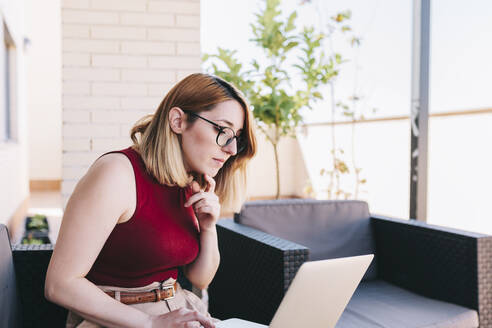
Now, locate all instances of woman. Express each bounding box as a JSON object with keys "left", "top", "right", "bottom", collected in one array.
[{"left": 45, "top": 73, "right": 257, "bottom": 328}]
